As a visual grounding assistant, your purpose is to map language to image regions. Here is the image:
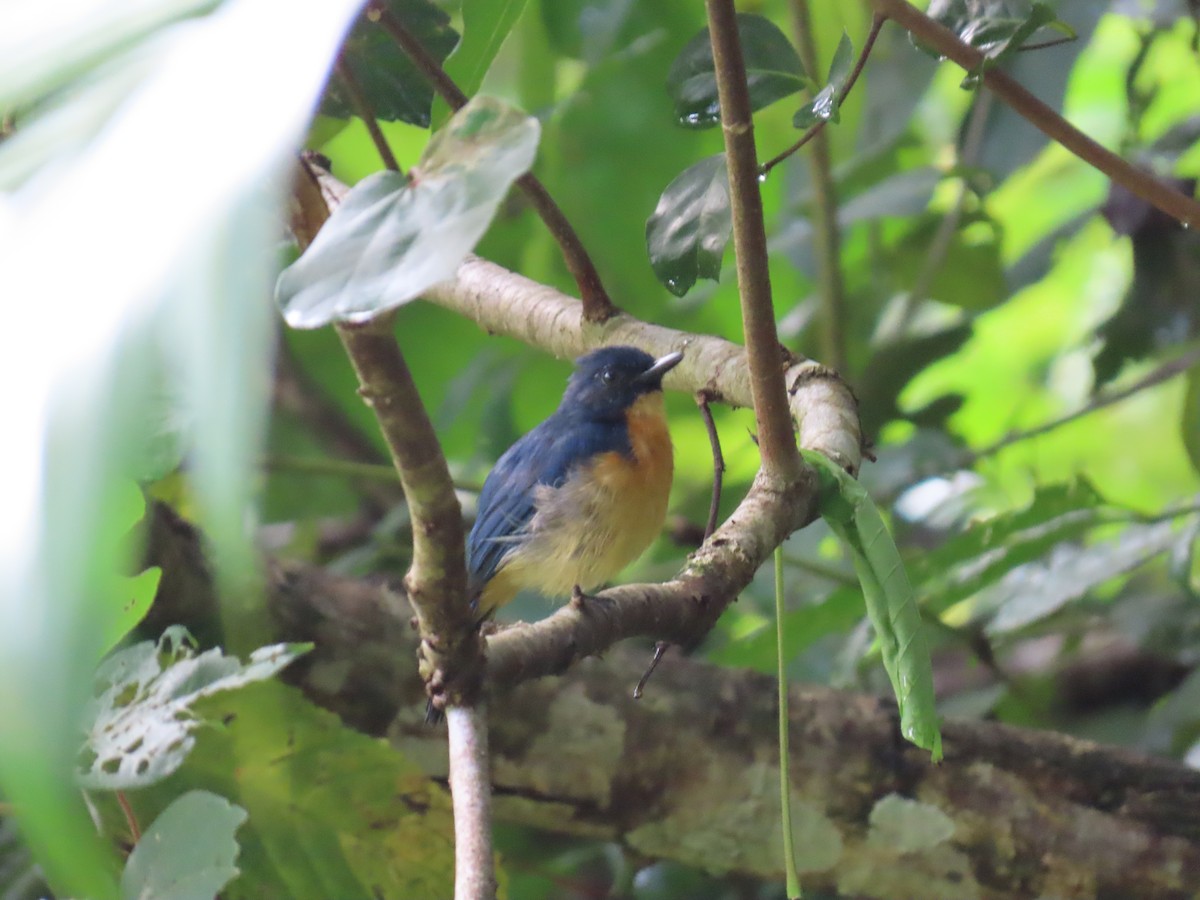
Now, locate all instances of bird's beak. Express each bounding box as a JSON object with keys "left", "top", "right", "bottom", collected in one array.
[{"left": 636, "top": 350, "right": 684, "bottom": 385}]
